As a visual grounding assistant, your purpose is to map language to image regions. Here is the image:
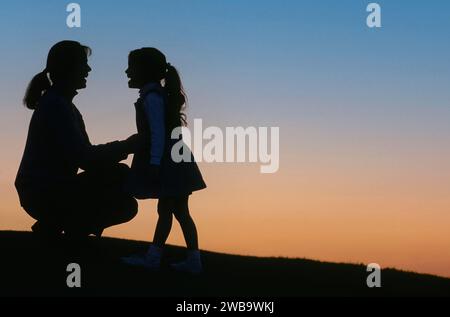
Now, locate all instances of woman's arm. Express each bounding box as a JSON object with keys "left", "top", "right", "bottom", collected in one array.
[{"left": 45, "top": 96, "right": 134, "bottom": 170}]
